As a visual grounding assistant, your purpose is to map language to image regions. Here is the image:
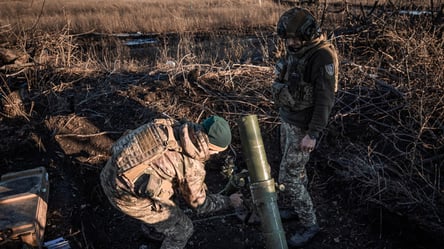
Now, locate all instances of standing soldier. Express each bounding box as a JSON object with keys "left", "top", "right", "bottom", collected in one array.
[
  {"left": 272, "top": 7, "right": 339, "bottom": 247},
  {"left": 100, "top": 115, "right": 243, "bottom": 249}
]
